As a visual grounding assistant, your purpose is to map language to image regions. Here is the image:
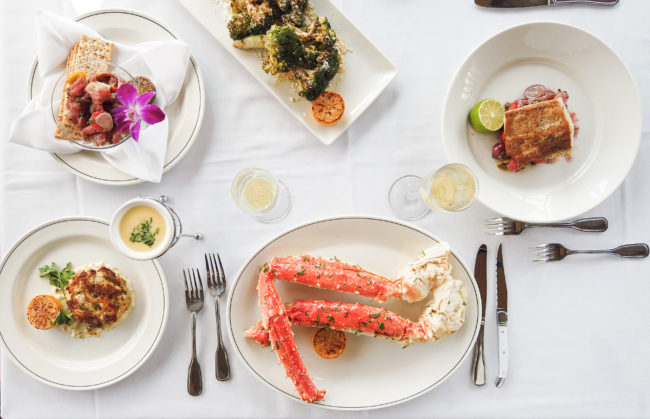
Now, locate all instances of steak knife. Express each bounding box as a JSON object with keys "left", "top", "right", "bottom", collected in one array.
[
  {"left": 475, "top": 0, "right": 618, "bottom": 7},
  {"left": 471, "top": 244, "right": 487, "bottom": 386},
  {"left": 495, "top": 244, "right": 508, "bottom": 387}
]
